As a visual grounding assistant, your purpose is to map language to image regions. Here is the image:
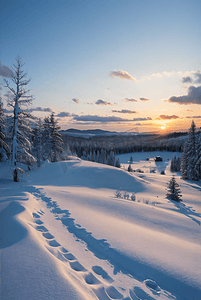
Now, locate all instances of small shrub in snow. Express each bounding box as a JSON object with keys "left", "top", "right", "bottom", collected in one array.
[
  {"left": 123, "top": 192, "right": 129, "bottom": 200},
  {"left": 130, "top": 193, "right": 136, "bottom": 201},
  {"left": 136, "top": 169, "right": 144, "bottom": 173},
  {"left": 114, "top": 188, "right": 122, "bottom": 198}
]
